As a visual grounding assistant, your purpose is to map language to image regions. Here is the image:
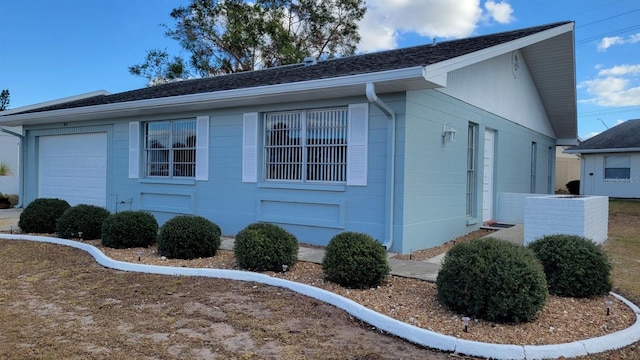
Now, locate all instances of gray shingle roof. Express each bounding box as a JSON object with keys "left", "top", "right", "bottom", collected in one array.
[
  {"left": 7, "top": 21, "right": 570, "bottom": 115},
  {"left": 568, "top": 119, "right": 640, "bottom": 152}
]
